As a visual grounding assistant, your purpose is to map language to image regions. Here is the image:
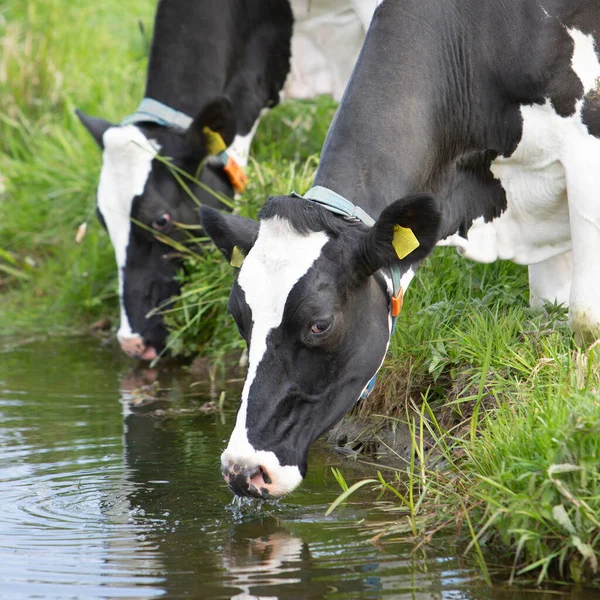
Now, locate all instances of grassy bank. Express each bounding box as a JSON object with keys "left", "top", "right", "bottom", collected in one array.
[
  {"left": 2, "top": 0, "right": 599, "bottom": 588},
  {"left": 0, "top": 0, "right": 154, "bottom": 332},
  {"left": 334, "top": 252, "right": 600, "bottom": 586}
]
